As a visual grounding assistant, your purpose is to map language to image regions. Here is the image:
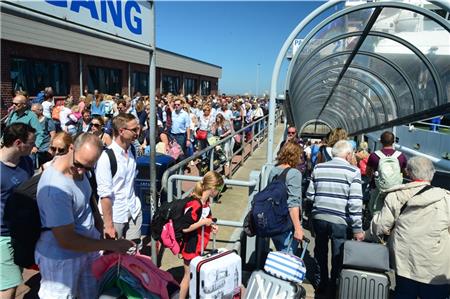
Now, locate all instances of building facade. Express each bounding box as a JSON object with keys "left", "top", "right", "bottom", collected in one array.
[{"left": 1, "top": 0, "right": 221, "bottom": 113}]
